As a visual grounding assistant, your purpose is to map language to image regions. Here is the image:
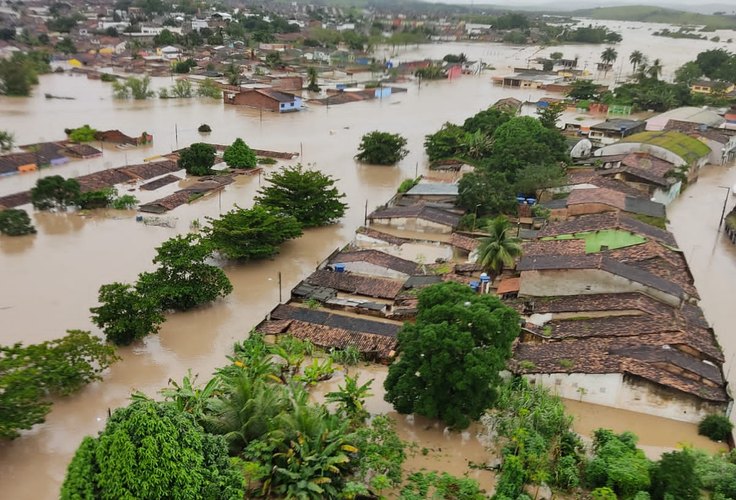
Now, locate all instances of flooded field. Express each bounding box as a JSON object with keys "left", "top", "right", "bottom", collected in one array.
[{"left": 2, "top": 23, "right": 736, "bottom": 497}]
